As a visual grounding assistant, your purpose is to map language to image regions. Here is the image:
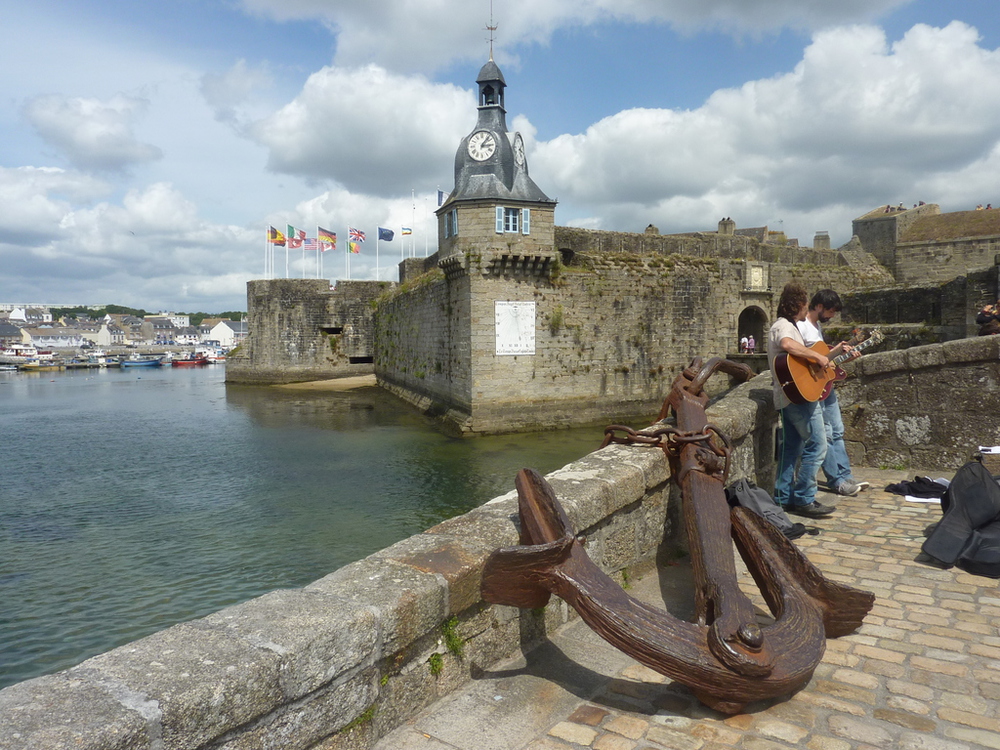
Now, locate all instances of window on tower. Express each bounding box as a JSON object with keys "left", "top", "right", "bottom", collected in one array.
[
  {"left": 504, "top": 207, "right": 519, "bottom": 233},
  {"left": 444, "top": 208, "right": 458, "bottom": 238},
  {"left": 495, "top": 207, "right": 532, "bottom": 235}
]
